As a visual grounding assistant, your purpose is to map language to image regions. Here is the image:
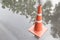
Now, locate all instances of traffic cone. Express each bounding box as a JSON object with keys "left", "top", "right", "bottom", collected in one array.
[{"left": 28, "top": 5, "right": 47, "bottom": 38}]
